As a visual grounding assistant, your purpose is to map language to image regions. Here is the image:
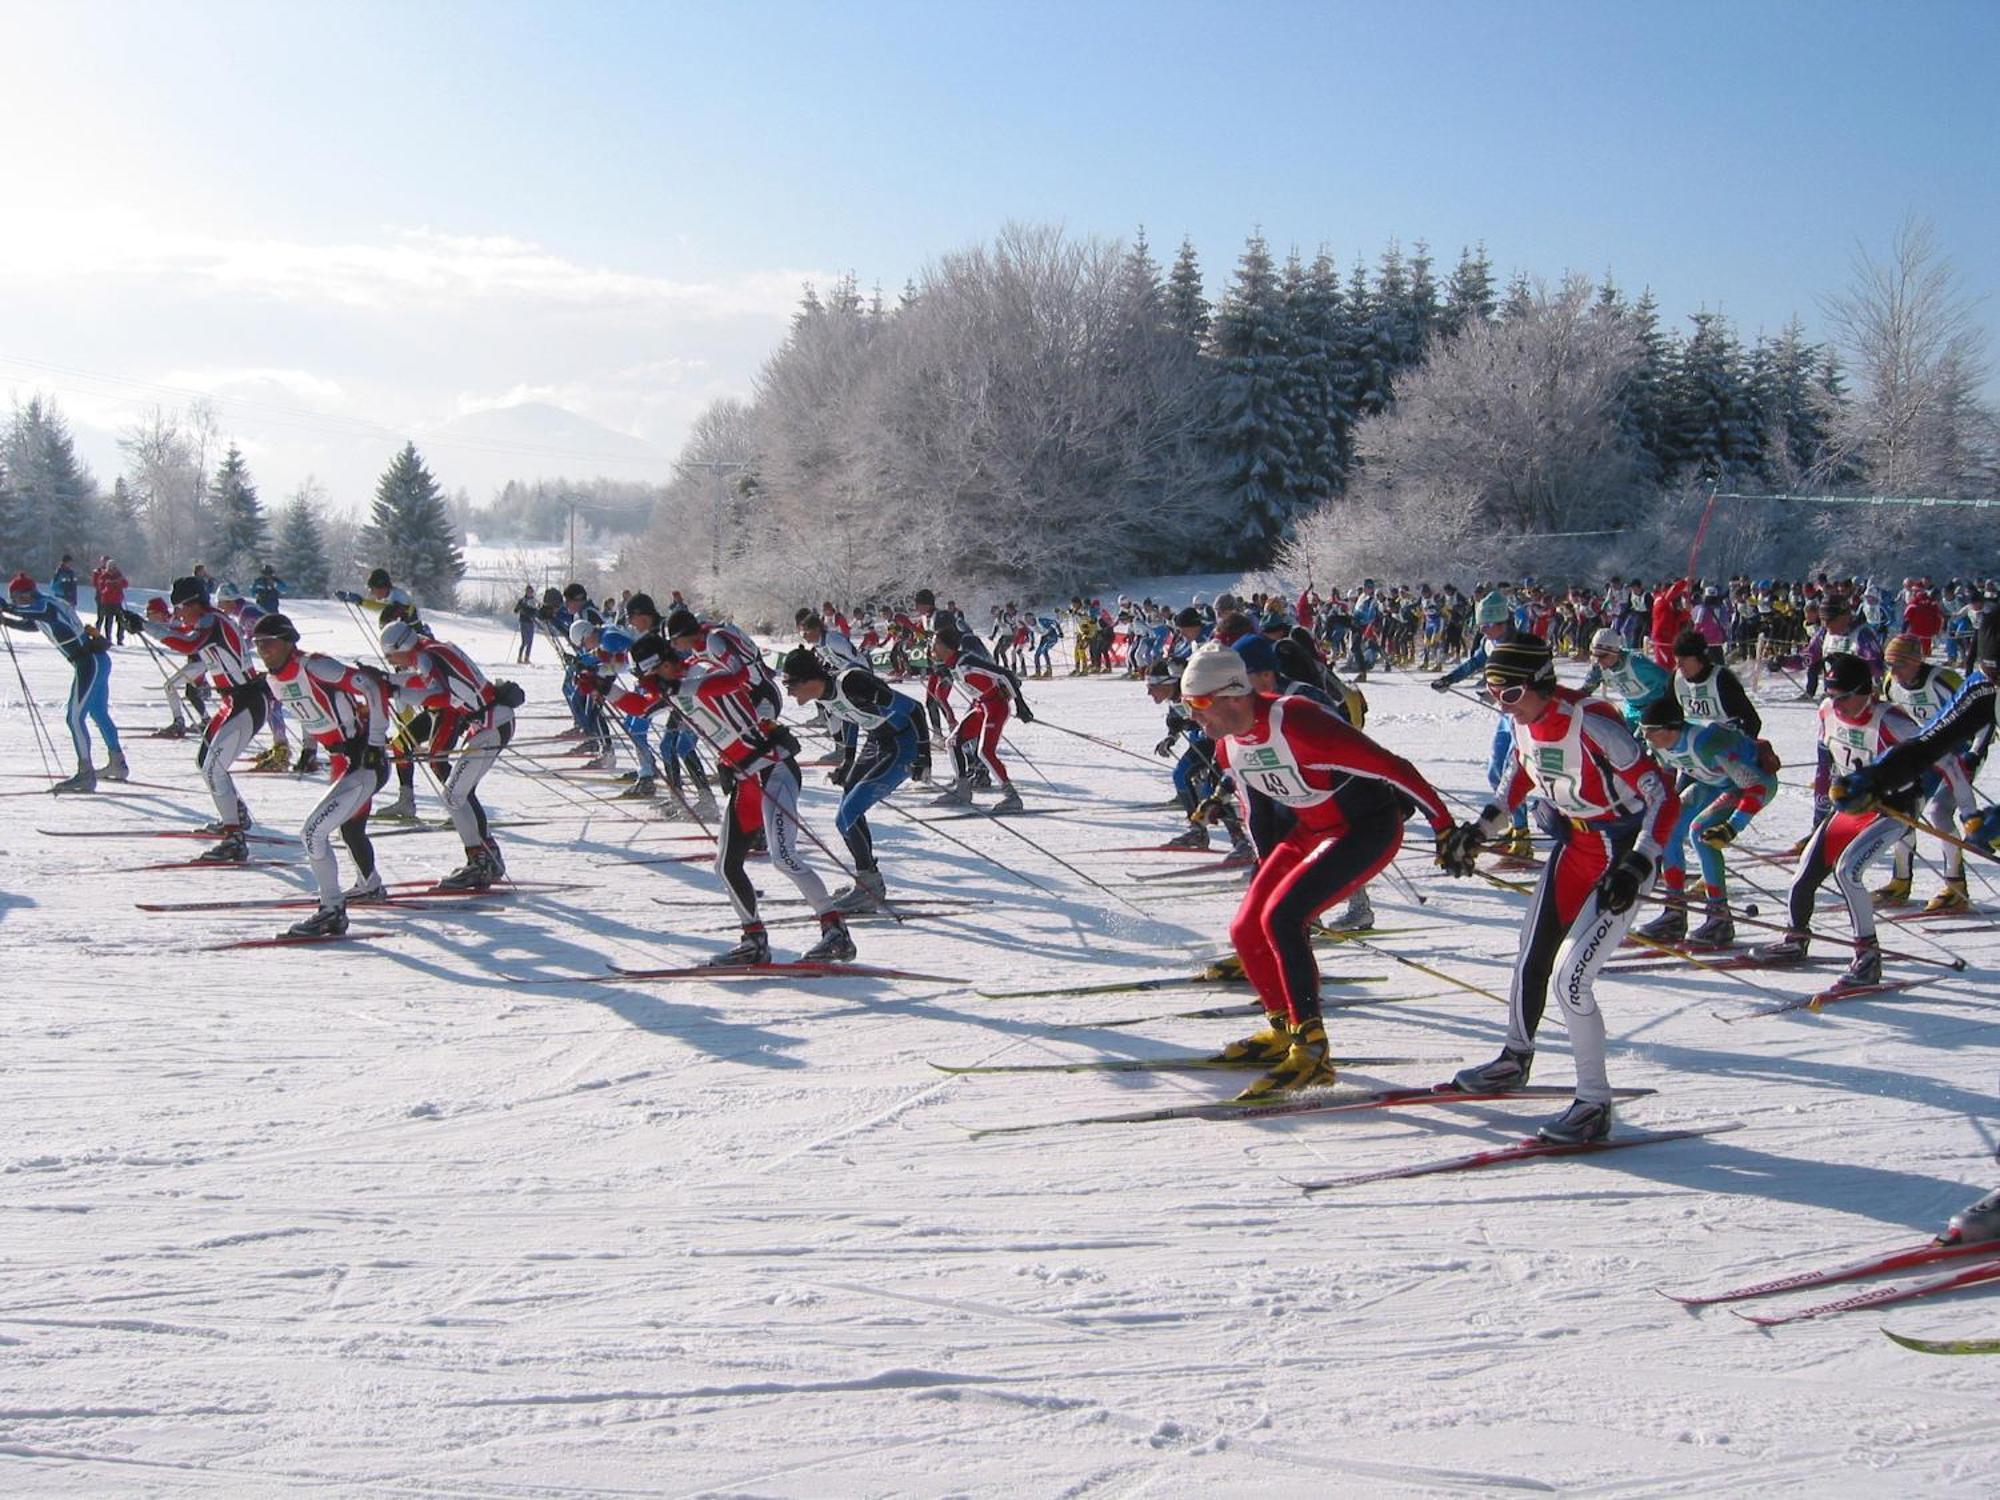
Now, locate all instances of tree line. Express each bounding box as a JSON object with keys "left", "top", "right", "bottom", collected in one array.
[
  {"left": 0, "top": 406, "right": 466, "bottom": 609},
  {"left": 625, "top": 216, "right": 1992, "bottom": 620}
]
